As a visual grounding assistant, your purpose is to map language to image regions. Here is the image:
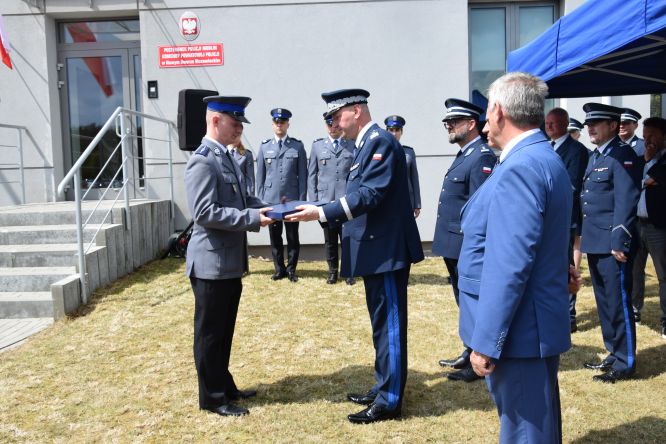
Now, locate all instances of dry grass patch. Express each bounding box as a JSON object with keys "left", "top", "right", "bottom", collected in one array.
[{"left": 1, "top": 256, "right": 665, "bottom": 442}]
